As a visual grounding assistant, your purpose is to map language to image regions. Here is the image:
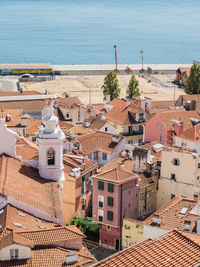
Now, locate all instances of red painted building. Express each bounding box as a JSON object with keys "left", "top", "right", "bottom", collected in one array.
[
  {"left": 92, "top": 168, "right": 138, "bottom": 250},
  {"left": 144, "top": 110, "right": 200, "bottom": 145}
]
